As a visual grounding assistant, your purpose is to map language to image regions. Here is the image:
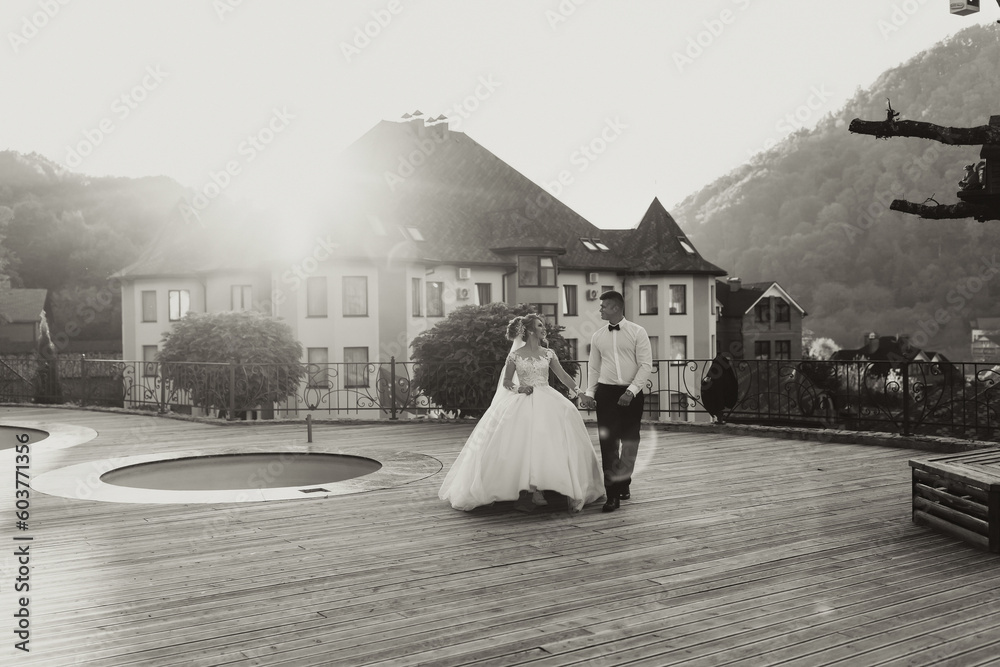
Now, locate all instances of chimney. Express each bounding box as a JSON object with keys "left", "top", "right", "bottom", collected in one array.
[
  {"left": 865, "top": 331, "right": 879, "bottom": 354},
  {"left": 727, "top": 277, "right": 741, "bottom": 292}
]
